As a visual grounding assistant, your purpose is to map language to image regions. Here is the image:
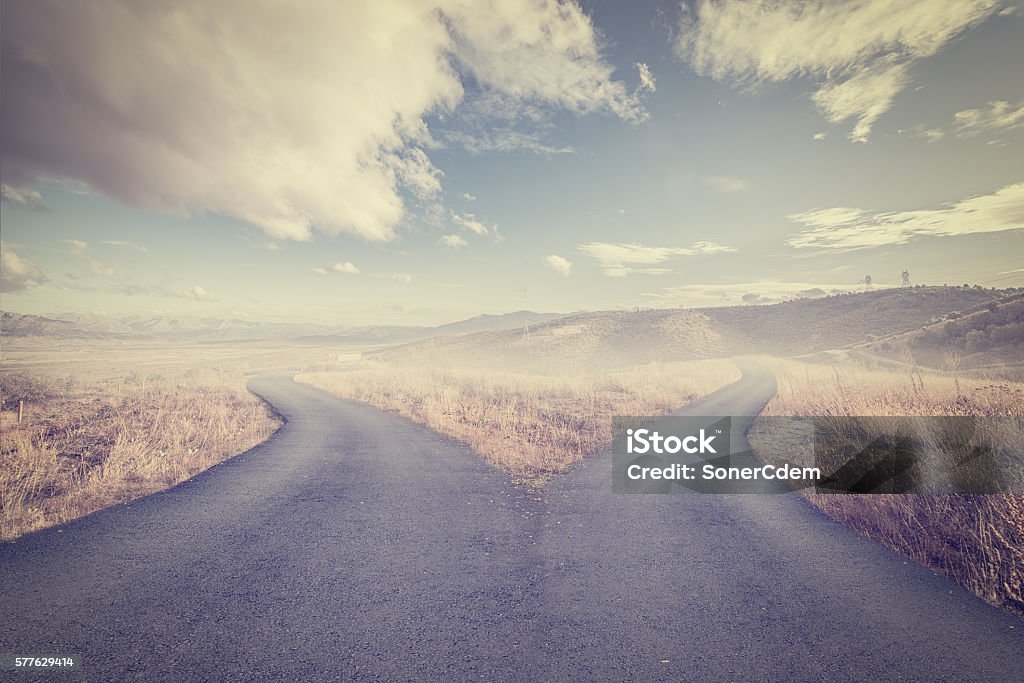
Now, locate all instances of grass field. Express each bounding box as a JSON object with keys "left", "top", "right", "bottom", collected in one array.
[
  {"left": 750, "top": 357, "right": 1024, "bottom": 616},
  {"left": 0, "top": 366, "right": 281, "bottom": 541},
  {"left": 298, "top": 359, "right": 741, "bottom": 481}
]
